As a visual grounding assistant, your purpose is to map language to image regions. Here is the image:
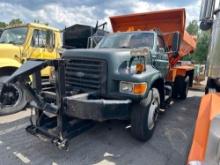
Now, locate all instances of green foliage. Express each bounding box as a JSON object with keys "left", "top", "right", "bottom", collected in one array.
[
  {"left": 0, "top": 22, "right": 7, "bottom": 28},
  {"left": 192, "top": 31, "right": 210, "bottom": 63},
  {"left": 186, "top": 20, "right": 199, "bottom": 36},
  {"left": 9, "top": 18, "right": 23, "bottom": 26},
  {"left": 34, "top": 19, "right": 49, "bottom": 26},
  {"left": 0, "top": 19, "right": 23, "bottom": 29},
  {"left": 183, "top": 20, "right": 210, "bottom": 64}
]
